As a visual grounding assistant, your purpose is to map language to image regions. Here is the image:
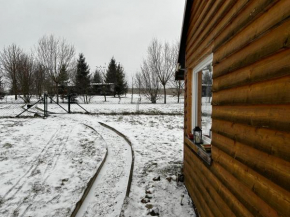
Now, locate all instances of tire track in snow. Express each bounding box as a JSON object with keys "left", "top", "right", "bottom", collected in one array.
[
  {"left": 2, "top": 126, "right": 61, "bottom": 200},
  {"left": 74, "top": 123, "right": 132, "bottom": 217},
  {"left": 17, "top": 125, "right": 76, "bottom": 217},
  {"left": 12, "top": 124, "right": 75, "bottom": 217}
]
